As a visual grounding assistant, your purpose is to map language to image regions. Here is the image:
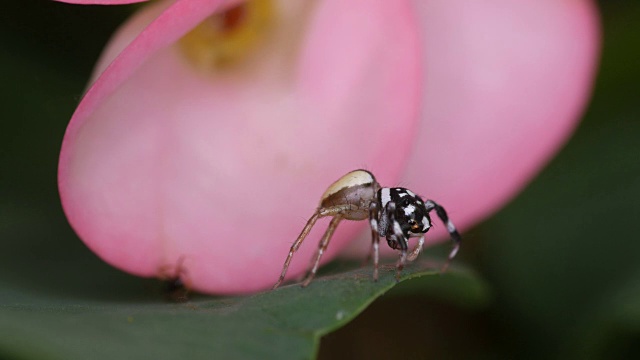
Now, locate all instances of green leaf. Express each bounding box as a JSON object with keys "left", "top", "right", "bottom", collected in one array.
[{"left": 0, "top": 260, "right": 485, "bottom": 360}]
